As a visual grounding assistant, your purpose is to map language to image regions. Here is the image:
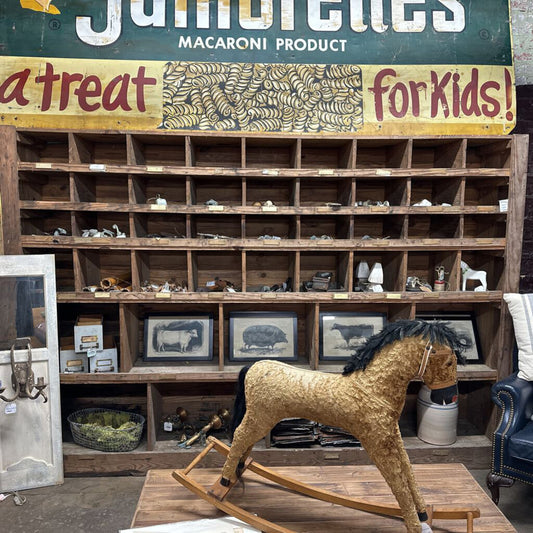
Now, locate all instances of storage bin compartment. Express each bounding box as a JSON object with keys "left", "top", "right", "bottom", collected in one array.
[
  {"left": 406, "top": 251, "right": 459, "bottom": 291},
  {"left": 129, "top": 133, "right": 186, "bottom": 166},
  {"left": 300, "top": 138, "right": 354, "bottom": 169},
  {"left": 75, "top": 249, "right": 131, "bottom": 291},
  {"left": 73, "top": 211, "right": 130, "bottom": 238},
  {"left": 463, "top": 214, "right": 506, "bottom": 239},
  {"left": 17, "top": 131, "right": 69, "bottom": 163},
  {"left": 410, "top": 177, "right": 461, "bottom": 206},
  {"left": 244, "top": 215, "right": 295, "bottom": 240},
  {"left": 192, "top": 214, "right": 241, "bottom": 239},
  {"left": 245, "top": 251, "right": 295, "bottom": 292},
  {"left": 300, "top": 251, "right": 350, "bottom": 292},
  {"left": 134, "top": 250, "right": 189, "bottom": 291},
  {"left": 353, "top": 215, "right": 405, "bottom": 240},
  {"left": 354, "top": 251, "right": 405, "bottom": 292},
  {"left": 407, "top": 215, "right": 461, "bottom": 239},
  {"left": 299, "top": 215, "right": 351, "bottom": 240},
  {"left": 191, "top": 177, "right": 242, "bottom": 207},
  {"left": 356, "top": 139, "right": 409, "bottom": 168},
  {"left": 19, "top": 171, "right": 70, "bottom": 201},
  {"left": 70, "top": 133, "right": 128, "bottom": 164},
  {"left": 300, "top": 176, "right": 353, "bottom": 207},
  {"left": 411, "top": 138, "right": 464, "bottom": 168},
  {"left": 192, "top": 251, "right": 242, "bottom": 291},
  {"left": 464, "top": 176, "right": 509, "bottom": 207},
  {"left": 247, "top": 178, "right": 294, "bottom": 207},
  {"left": 73, "top": 173, "right": 129, "bottom": 203},
  {"left": 130, "top": 174, "right": 187, "bottom": 205},
  {"left": 190, "top": 136, "right": 242, "bottom": 167},
  {"left": 132, "top": 213, "right": 187, "bottom": 239},
  {"left": 465, "top": 138, "right": 511, "bottom": 168},
  {"left": 20, "top": 210, "right": 72, "bottom": 236},
  {"left": 246, "top": 138, "right": 298, "bottom": 168},
  {"left": 355, "top": 177, "right": 407, "bottom": 206}
]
